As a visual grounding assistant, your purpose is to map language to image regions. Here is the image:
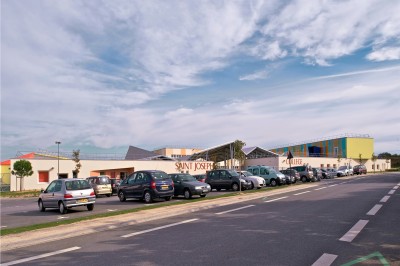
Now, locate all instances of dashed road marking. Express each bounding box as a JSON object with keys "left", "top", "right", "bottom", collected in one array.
[
  {"left": 380, "top": 196, "right": 390, "bottom": 203},
  {"left": 314, "top": 187, "right": 327, "bottom": 191},
  {"left": 393, "top": 185, "right": 399, "bottom": 190},
  {"left": 1, "top": 246, "right": 81, "bottom": 266},
  {"left": 121, "top": 219, "right": 198, "bottom": 238},
  {"left": 328, "top": 184, "right": 337, "bottom": 187},
  {"left": 312, "top": 253, "right": 338, "bottom": 266},
  {"left": 339, "top": 220, "right": 369, "bottom": 242},
  {"left": 57, "top": 216, "right": 69, "bottom": 219},
  {"left": 264, "top": 196, "right": 288, "bottom": 203},
  {"left": 366, "top": 204, "right": 382, "bottom": 216},
  {"left": 215, "top": 205, "right": 255, "bottom": 215},
  {"left": 388, "top": 190, "right": 395, "bottom": 195},
  {"left": 294, "top": 191, "right": 311, "bottom": 196}
]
